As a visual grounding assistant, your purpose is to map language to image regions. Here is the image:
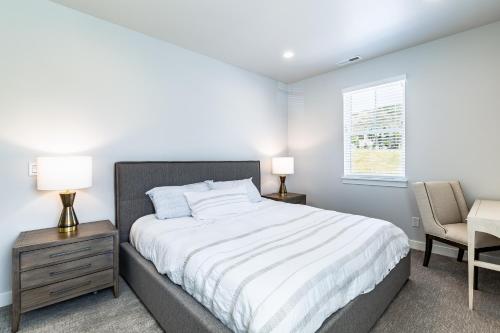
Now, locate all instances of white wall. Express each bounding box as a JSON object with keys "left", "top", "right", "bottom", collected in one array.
[
  {"left": 288, "top": 22, "right": 500, "bottom": 245},
  {"left": 0, "top": 1, "right": 288, "bottom": 305}
]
